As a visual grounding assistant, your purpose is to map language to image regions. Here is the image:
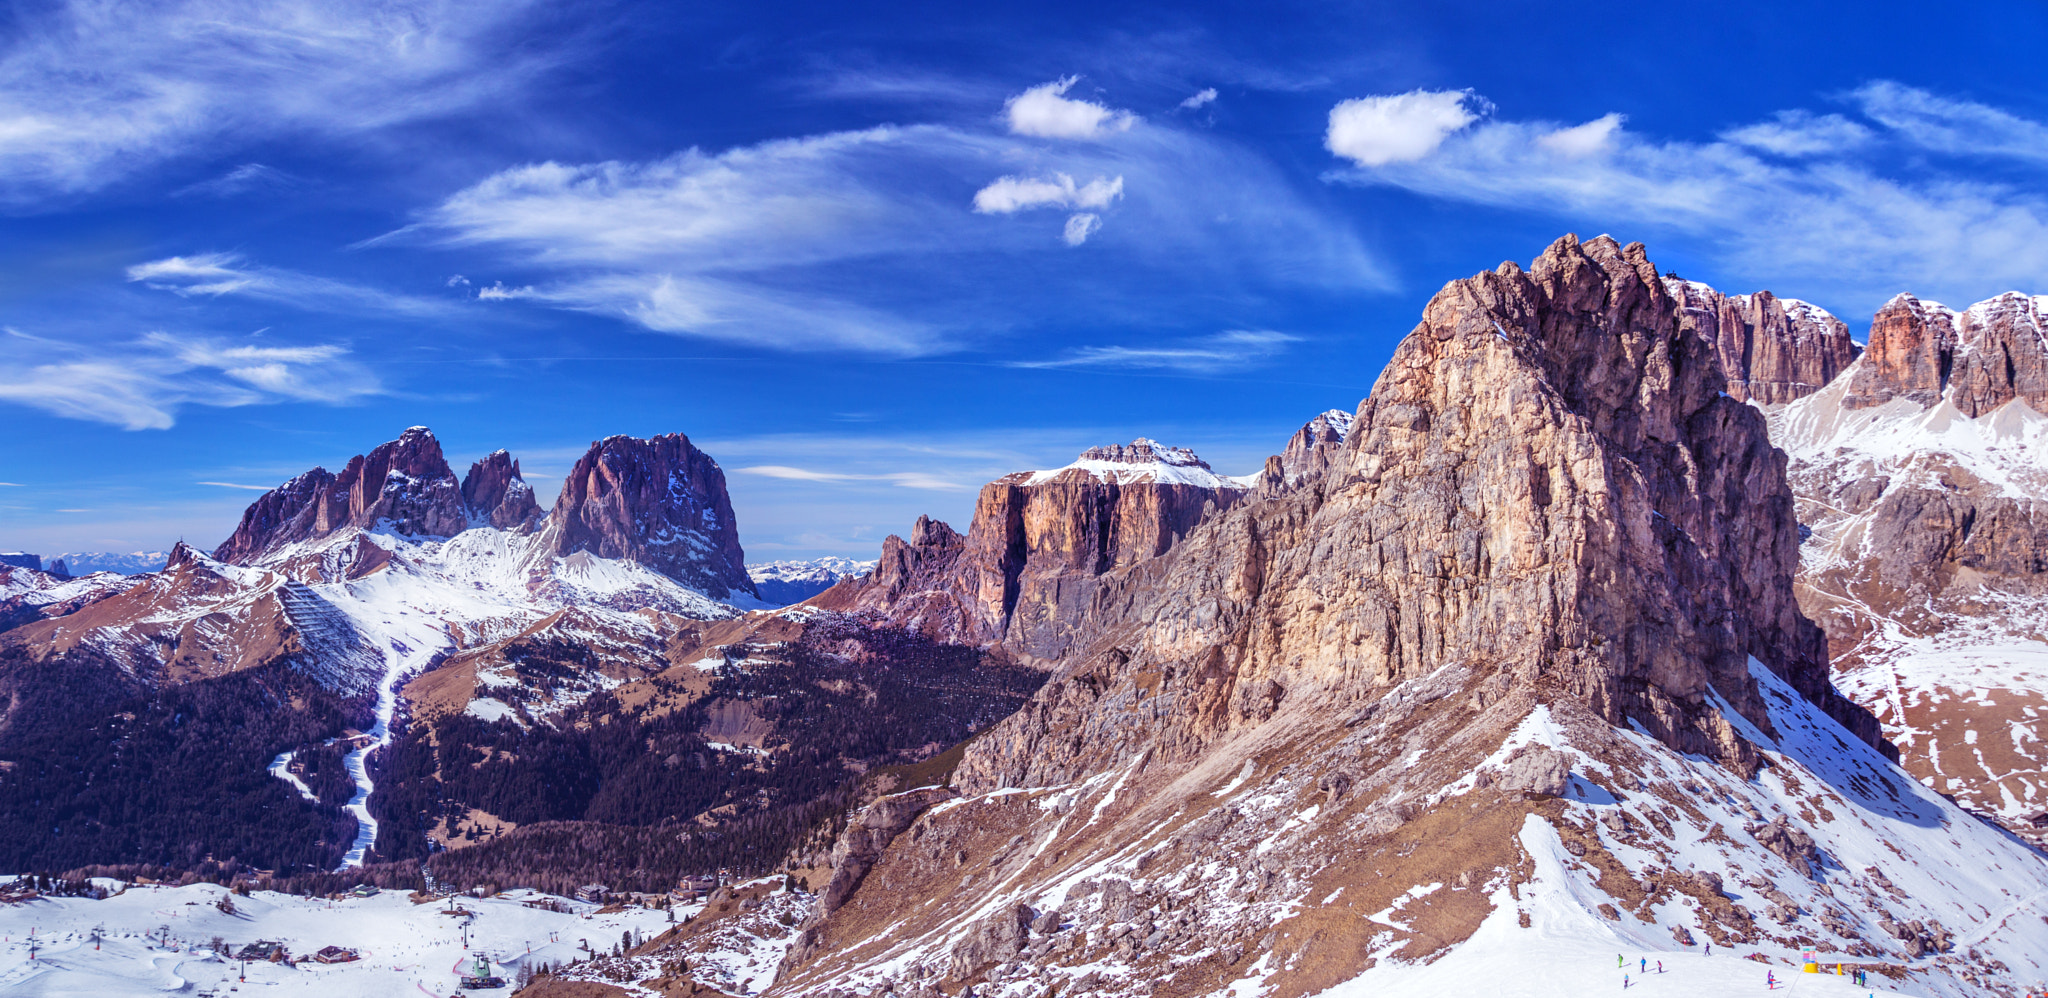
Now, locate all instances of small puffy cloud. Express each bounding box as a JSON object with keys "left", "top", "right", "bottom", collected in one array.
[
  {"left": 0, "top": 330, "right": 379, "bottom": 430},
  {"left": 1326, "top": 89, "right": 1484, "bottom": 166},
  {"left": 1063, "top": 213, "right": 1101, "bottom": 246},
  {"left": 1721, "top": 110, "right": 1872, "bottom": 157},
  {"left": 972, "top": 173, "right": 1123, "bottom": 213},
  {"left": 1005, "top": 77, "right": 1137, "bottom": 139},
  {"left": 1536, "top": 114, "right": 1625, "bottom": 158},
  {"left": 1179, "top": 88, "right": 1218, "bottom": 110}
]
